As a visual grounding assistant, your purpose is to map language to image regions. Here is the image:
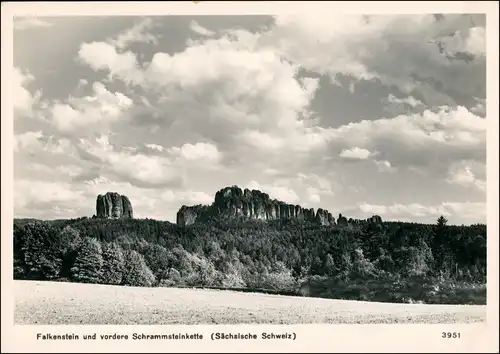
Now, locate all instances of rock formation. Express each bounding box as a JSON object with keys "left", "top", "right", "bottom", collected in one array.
[
  {"left": 96, "top": 192, "right": 134, "bottom": 219},
  {"left": 337, "top": 213, "right": 348, "bottom": 226},
  {"left": 315, "top": 208, "right": 335, "bottom": 226},
  {"left": 176, "top": 205, "right": 211, "bottom": 226},
  {"left": 176, "top": 185, "right": 337, "bottom": 226},
  {"left": 367, "top": 215, "right": 383, "bottom": 224}
]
